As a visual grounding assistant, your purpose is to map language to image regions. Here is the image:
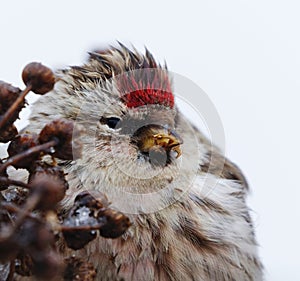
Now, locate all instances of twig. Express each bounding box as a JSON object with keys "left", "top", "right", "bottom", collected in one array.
[
  {"left": 6, "top": 261, "right": 15, "bottom": 281},
  {"left": 0, "top": 139, "right": 58, "bottom": 174},
  {"left": 0, "top": 177, "right": 31, "bottom": 191}
]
